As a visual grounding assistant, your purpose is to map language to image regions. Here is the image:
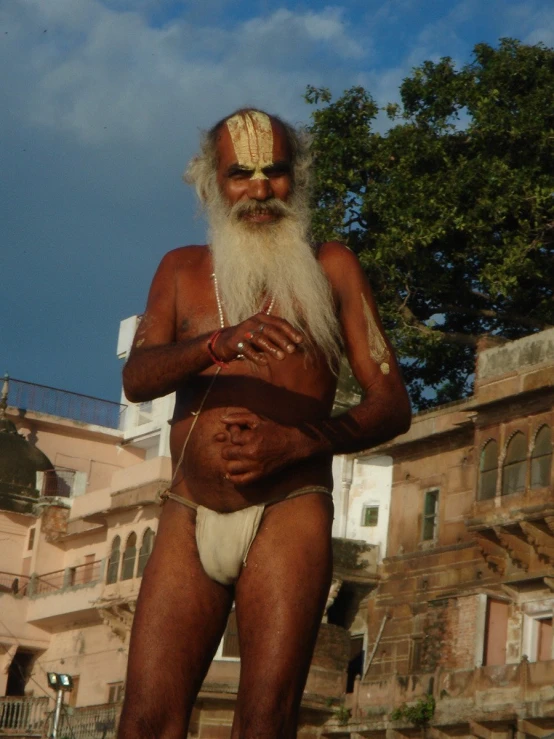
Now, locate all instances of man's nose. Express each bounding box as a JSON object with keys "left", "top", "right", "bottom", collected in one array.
[{"left": 247, "top": 176, "right": 273, "bottom": 200}]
